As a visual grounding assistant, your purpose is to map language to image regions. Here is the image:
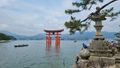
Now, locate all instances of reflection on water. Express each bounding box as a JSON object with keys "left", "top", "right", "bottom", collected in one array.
[
  {"left": 46, "top": 43, "right": 60, "bottom": 56},
  {"left": 55, "top": 45, "right": 60, "bottom": 54},
  {"left": 46, "top": 45, "right": 51, "bottom": 52},
  {"left": 0, "top": 40, "right": 89, "bottom": 68},
  {"left": 45, "top": 44, "right": 62, "bottom": 68}
]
